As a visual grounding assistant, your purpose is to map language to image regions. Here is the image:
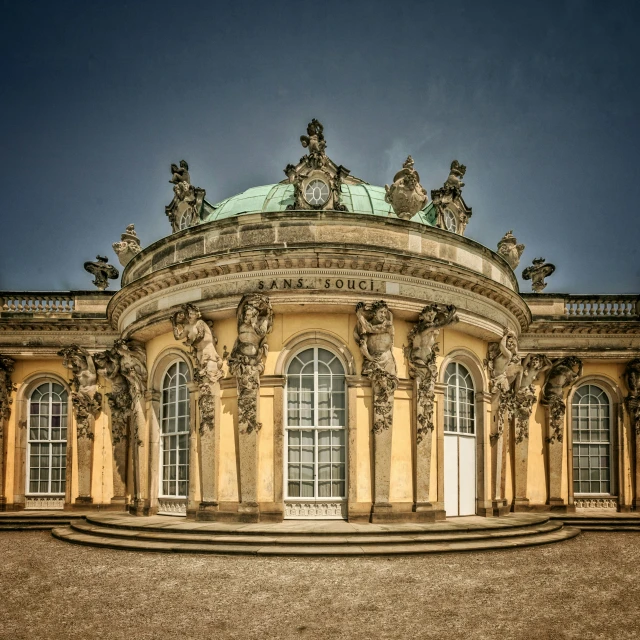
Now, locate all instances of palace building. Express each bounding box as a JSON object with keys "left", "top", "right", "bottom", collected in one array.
[{"left": 1, "top": 119, "right": 639, "bottom": 528}]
